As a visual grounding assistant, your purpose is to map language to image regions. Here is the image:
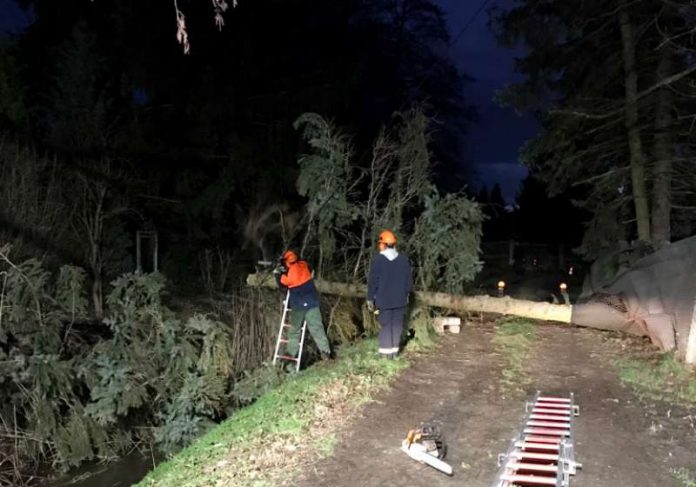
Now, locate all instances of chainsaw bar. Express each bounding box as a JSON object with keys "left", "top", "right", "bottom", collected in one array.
[{"left": 402, "top": 424, "right": 453, "bottom": 475}]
